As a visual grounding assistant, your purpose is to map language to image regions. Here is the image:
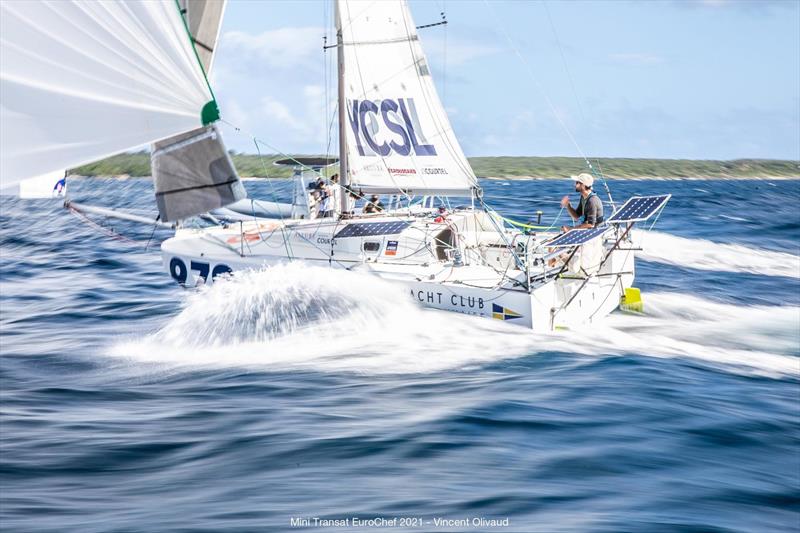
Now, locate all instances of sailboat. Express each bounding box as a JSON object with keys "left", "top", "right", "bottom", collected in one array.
[{"left": 0, "top": 0, "right": 670, "bottom": 331}]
